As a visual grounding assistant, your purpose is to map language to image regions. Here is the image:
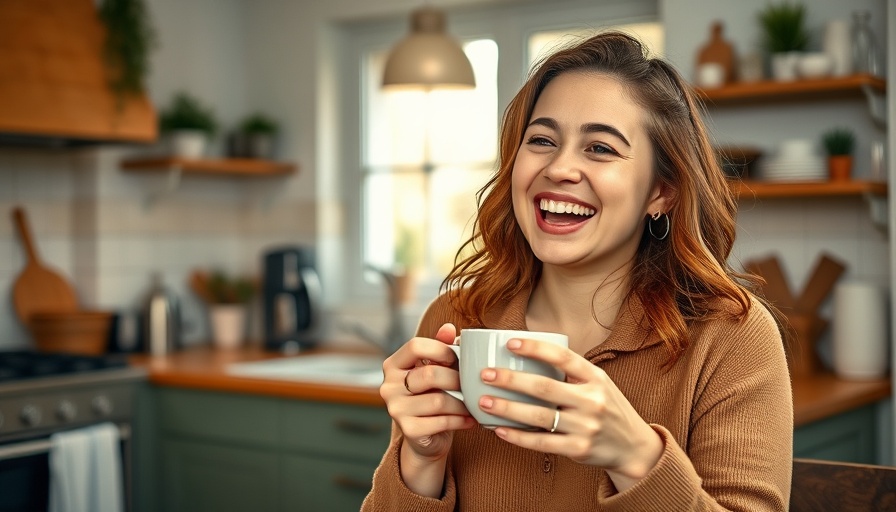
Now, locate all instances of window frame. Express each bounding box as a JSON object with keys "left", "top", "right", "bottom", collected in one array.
[{"left": 331, "top": 0, "right": 660, "bottom": 308}]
